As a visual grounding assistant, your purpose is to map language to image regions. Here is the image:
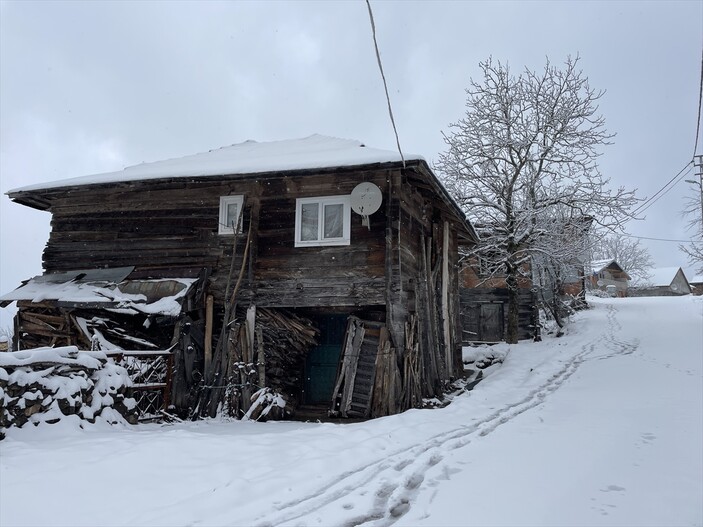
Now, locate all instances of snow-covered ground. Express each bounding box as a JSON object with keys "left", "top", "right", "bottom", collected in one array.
[{"left": 1, "top": 296, "right": 701, "bottom": 527}]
